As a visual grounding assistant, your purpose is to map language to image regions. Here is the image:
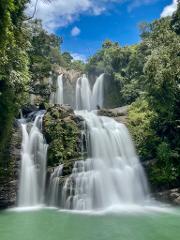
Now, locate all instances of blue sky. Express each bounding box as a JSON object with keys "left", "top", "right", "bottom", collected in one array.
[{"left": 27, "top": 0, "right": 178, "bottom": 61}]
